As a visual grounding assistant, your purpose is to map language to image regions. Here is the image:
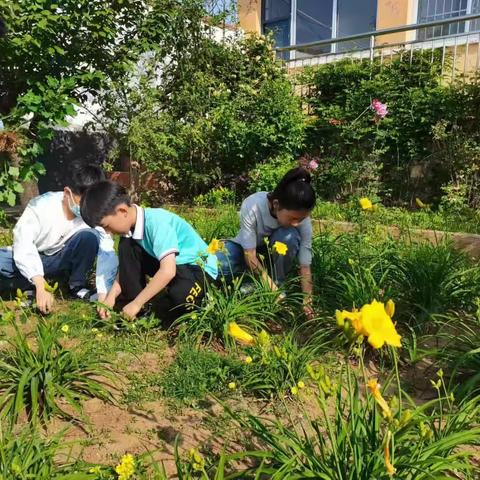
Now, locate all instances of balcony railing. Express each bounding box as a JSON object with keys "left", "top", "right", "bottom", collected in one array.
[{"left": 275, "top": 12, "right": 480, "bottom": 80}]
